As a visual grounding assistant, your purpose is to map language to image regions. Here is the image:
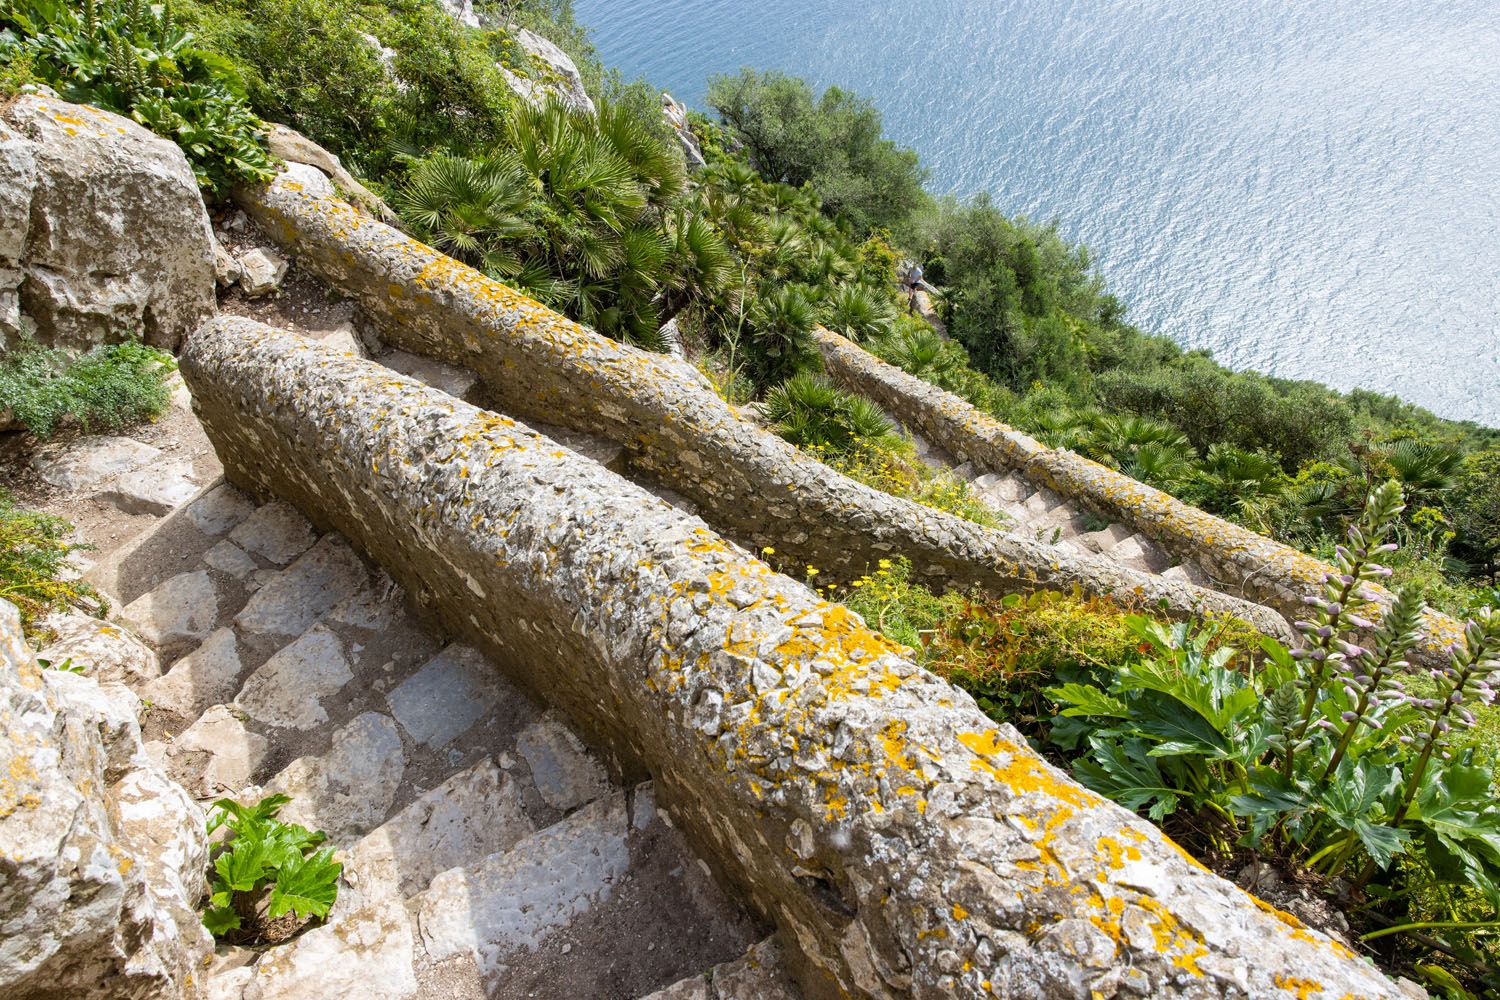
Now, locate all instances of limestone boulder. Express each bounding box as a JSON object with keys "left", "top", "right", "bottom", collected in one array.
[
  {"left": 662, "top": 92, "right": 706, "bottom": 169},
  {"left": 0, "top": 599, "right": 211, "bottom": 1000},
  {"left": 36, "top": 612, "right": 161, "bottom": 685},
  {"left": 0, "top": 95, "right": 215, "bottom": 352},
  {"left": 500, "top": 29, "right": 596, "bottom": 115},
  {"left": 263, "top": 125, "right": 396, "bottom": 224}
]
